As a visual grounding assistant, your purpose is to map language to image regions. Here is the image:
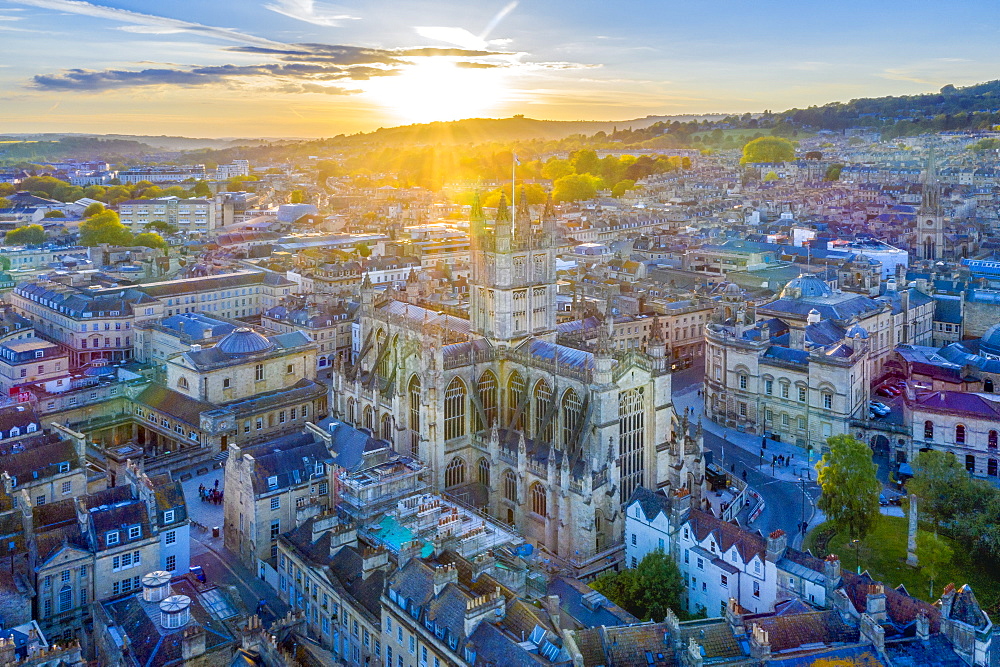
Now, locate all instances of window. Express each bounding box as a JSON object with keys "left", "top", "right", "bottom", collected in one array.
[
  {"left": 799, "top": 387, "right": 807, "bottom": 402},
  {"left": 223, "top": 378, "right": 231, "bottom": 389},
  {"left": 823, "top": 392, "right": 832, "bottom": 409},
  {"left": 631, "top": 534, "right": 637, "bottom": 546},
  {"left": 720, "top": 574, "right": 728, "bottom": 588},
  {"left": 697, "top": 557, "right": 704, "bottom": 569},
  {"left": 444, "top": 377, "right": 467, "bottom": 440},
  {"left": 533, "top": 379, "right": 553, "bottom": 442},
  {"left": 924, "top": 421, "right": 934, "bottom": 440},
  {"left": 61, "top": 481, "right": 71, "bottom": 495},
  {"left": 753, "top": 581, "right": 760, "bottom": 598},
  {"left": 781, "top": 413, "right": 789, "bottom": 426},
  {"left": 503, "top": 470, "right": 517, "bottom": 503},
  {"left": 164, "top": 510, "right": 175, "bottom": 524},
  {"left": 268, "top": 476, "right": 278, "bottom": 489},
  {"left": 739, "top": 374, "right": 747, "bottom": 389},
  {"left": 255, "top": 364, "right": 264, "bottom": 382},
  {"left": 106, "top": 531, "right": 119, "bottom": 546},
  {"left": 781, "top": 384, "right": 789, "bottom": 399},
  {"left": 562, "top": 389, "right": 583, "bottom": 453},
  {"left": 165, "top": 530, "right": 176, "bottom": 545},
  {"left": 287, "top": 364, "right": 294, "bottom": 374},
  {"left": 530, "top": 482, "right": 547, "bottom": 516},
  {"left": 445, "top": 457, "right": 466, "bottom": 488},
  {"left": 270, "top": 520, "right": 280, "bottom": 540},
  {"left": 35, "top": 495, "right": 45, "bottom": 506},
  {"left": 166, "top": 554, "right": 176, "bottom": 571},
  {"left": 739, "top": 402, "right": 747, "bottom": 417},
  {"left": 991, "top": 431, "right": 999, "bottom": 449},
  {"left": 764, "top": 379, "right": 773, "bottom": 395},
  {"left": 477, "top": 371, "right": 498, "bottom": 428},
  {"left": 956, "top": 424, "right": 966, "bottom": 445},
  {"left": 128, "top": 526, "right": 141, "bottom": 540}
]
